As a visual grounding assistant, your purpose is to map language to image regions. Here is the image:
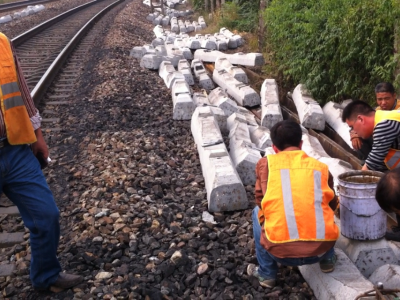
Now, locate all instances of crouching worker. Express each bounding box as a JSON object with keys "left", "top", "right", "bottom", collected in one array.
[
  {"left": 375, "top": 168, "right": 400, "bottom": 241},
  {"left": 247, "top": 120, "right": 339, "bottom": 288}
]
